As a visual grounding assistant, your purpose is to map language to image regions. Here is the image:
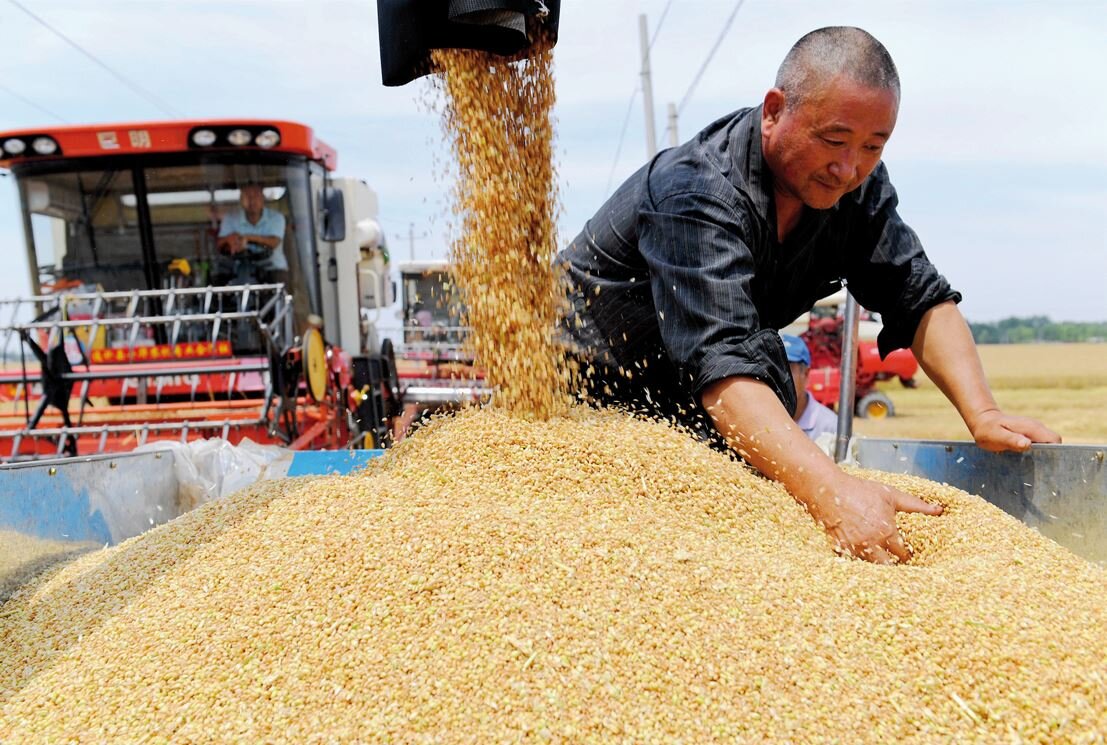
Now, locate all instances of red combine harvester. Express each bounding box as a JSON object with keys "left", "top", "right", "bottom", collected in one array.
[
  {"left": 0, "top": 120, "right": 400, "bottom": 461},
  {"left": 785, "top": 290, "right": 919, "bottom": 419}
]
